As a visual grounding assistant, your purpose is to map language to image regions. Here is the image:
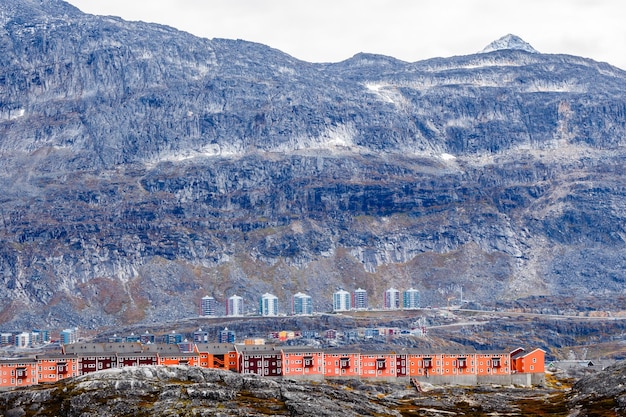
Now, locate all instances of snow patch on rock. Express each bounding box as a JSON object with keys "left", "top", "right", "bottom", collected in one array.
[{"left": 481, "top": 34, "right": 538, "bottom": 54}]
